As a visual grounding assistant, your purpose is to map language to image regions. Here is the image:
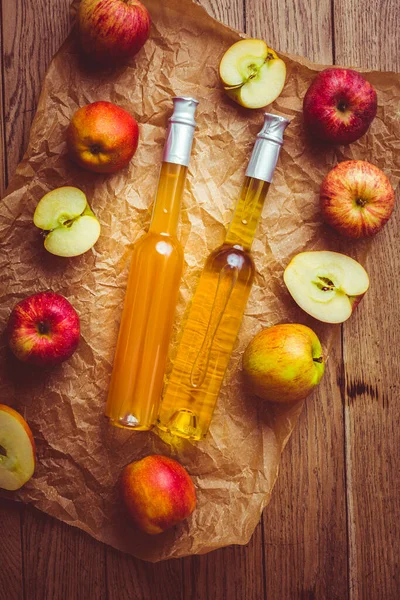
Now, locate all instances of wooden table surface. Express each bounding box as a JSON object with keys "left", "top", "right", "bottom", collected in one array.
[{"left": 0, "top": 0, "right": 399, "bottom": 598}]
